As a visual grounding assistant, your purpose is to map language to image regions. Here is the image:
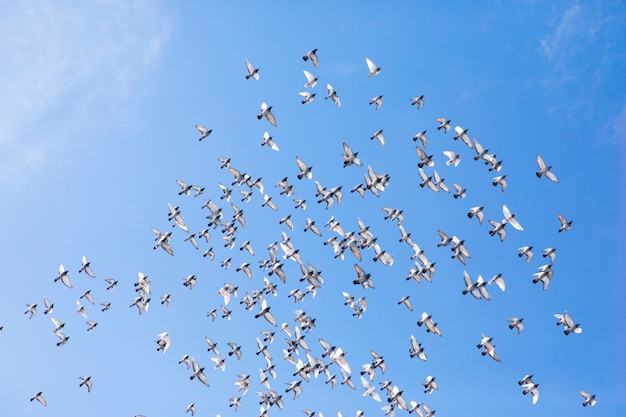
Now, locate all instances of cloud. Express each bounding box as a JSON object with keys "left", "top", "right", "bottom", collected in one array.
[
  {"left": 0, "top": 0, "right": 172, "bottom": 187},
  {"left": 538, "top": 3, "right": 601, "bottom": 87}
]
